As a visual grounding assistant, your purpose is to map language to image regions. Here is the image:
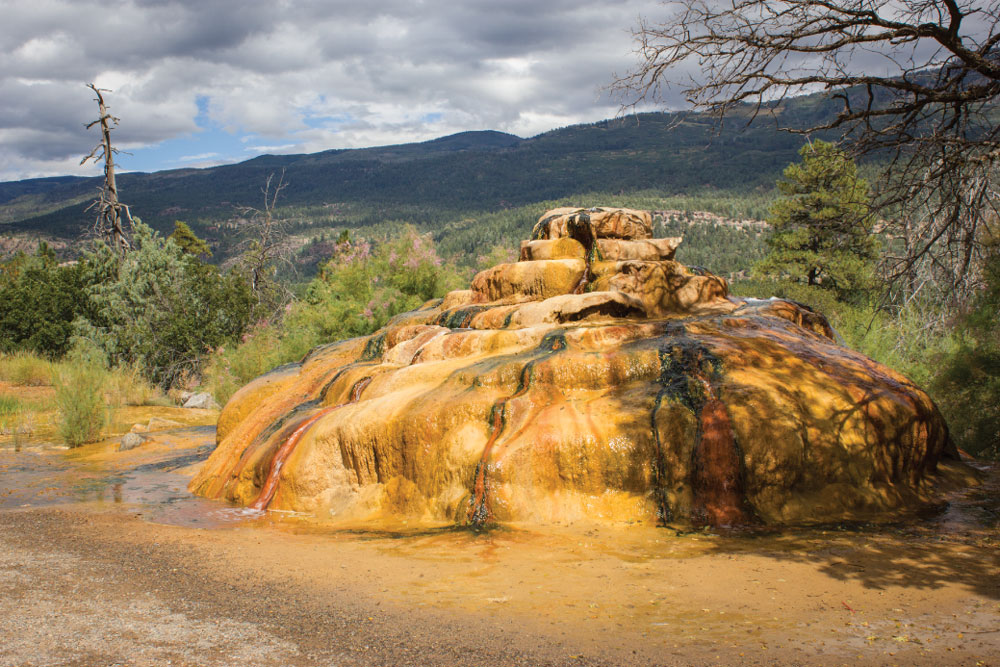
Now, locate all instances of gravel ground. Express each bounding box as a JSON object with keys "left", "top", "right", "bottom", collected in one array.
[
  {"left": 0, "top": 507, "right": 672, "bottom": 667},
  {"left": 2, "top": 504, "right": 998, "bottom": 667}
]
